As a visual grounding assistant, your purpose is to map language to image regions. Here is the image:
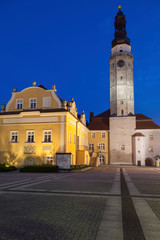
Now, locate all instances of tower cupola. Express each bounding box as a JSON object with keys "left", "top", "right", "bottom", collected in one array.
[{"left": 112, "top": 5, "right": 130, "bottom": 48}]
